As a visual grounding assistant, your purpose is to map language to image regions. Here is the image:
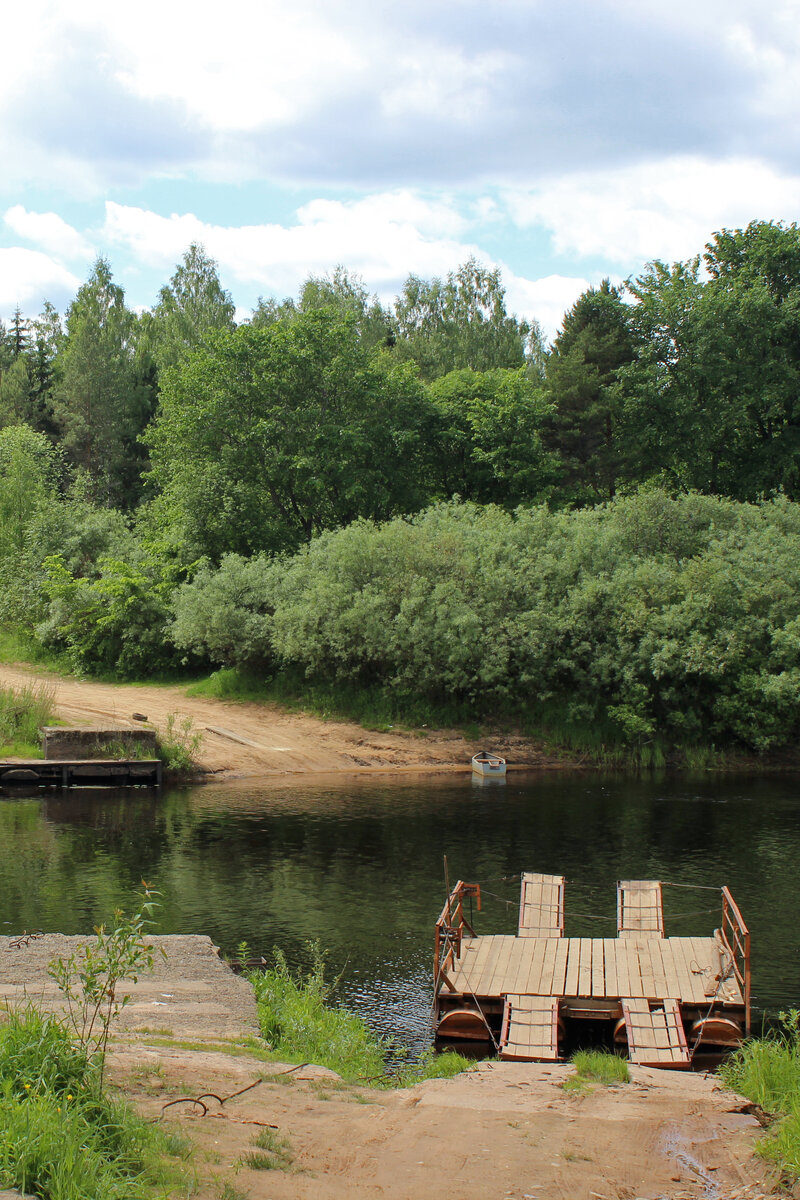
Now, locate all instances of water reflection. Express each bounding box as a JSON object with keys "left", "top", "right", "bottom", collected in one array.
[{"left": 1, "top": 771, "right": 798, "bottom": 1050}]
